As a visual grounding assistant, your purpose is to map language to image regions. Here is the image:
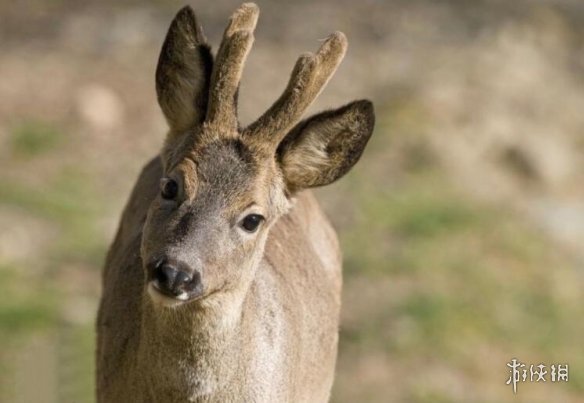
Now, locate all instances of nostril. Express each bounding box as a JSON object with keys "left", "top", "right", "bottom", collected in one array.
[
  {"left": 155, "top": 264, "right": 178, "bottom": 287},
  {"left": 152, "top": 261, "right": 196, "bottom": 296},
  {"left": 149, "top": 258, "right": 201, "bottom": 297}
]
